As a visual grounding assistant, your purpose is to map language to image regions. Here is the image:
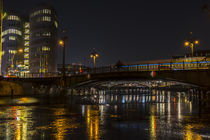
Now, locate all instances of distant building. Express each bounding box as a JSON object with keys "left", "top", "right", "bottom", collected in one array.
[{"left": 29, "top": 4, "right": 58, "bottom": 73}]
